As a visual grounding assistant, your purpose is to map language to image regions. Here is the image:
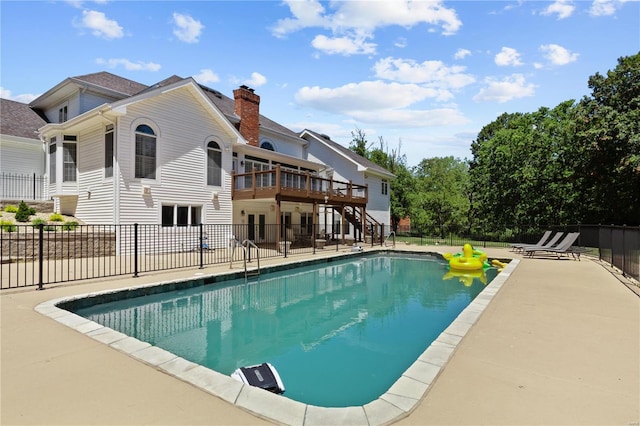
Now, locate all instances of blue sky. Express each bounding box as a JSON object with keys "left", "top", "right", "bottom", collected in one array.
[{"left": 1, "top": 1, "right": 638, "bottom": 166}]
